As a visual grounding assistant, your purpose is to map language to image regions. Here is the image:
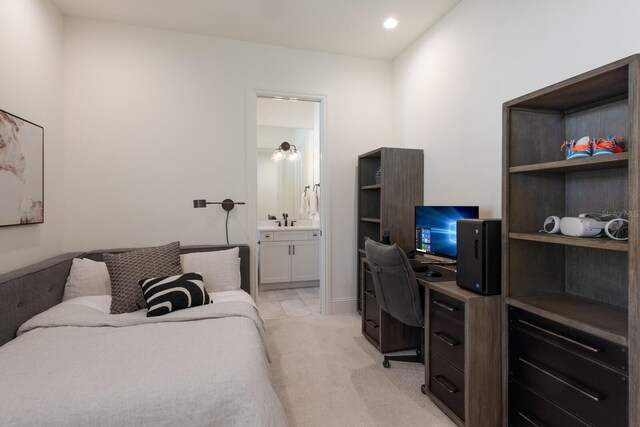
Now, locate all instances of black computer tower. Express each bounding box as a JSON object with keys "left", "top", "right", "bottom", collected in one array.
[{"left": 456, "top": 219, "right": 501, "bottom": 295}]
